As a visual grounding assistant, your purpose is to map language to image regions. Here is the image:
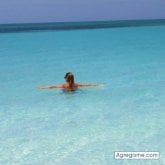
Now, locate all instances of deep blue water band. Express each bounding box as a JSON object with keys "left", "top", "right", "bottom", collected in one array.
[{"left": 0, "top": 19, "right": 165, "bottom": 33}]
